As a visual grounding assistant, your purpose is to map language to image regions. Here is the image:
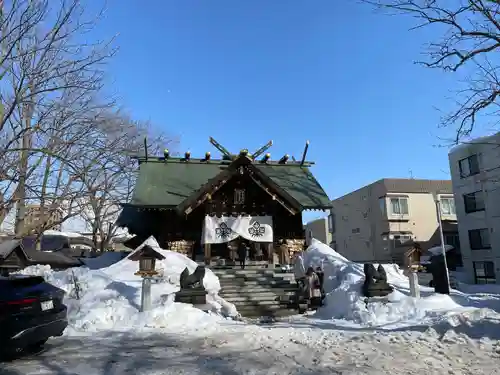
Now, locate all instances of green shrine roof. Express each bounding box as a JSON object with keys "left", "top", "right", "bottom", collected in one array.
[{"left": 128, "top": 158, "right": 332, "bottom": 211}]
